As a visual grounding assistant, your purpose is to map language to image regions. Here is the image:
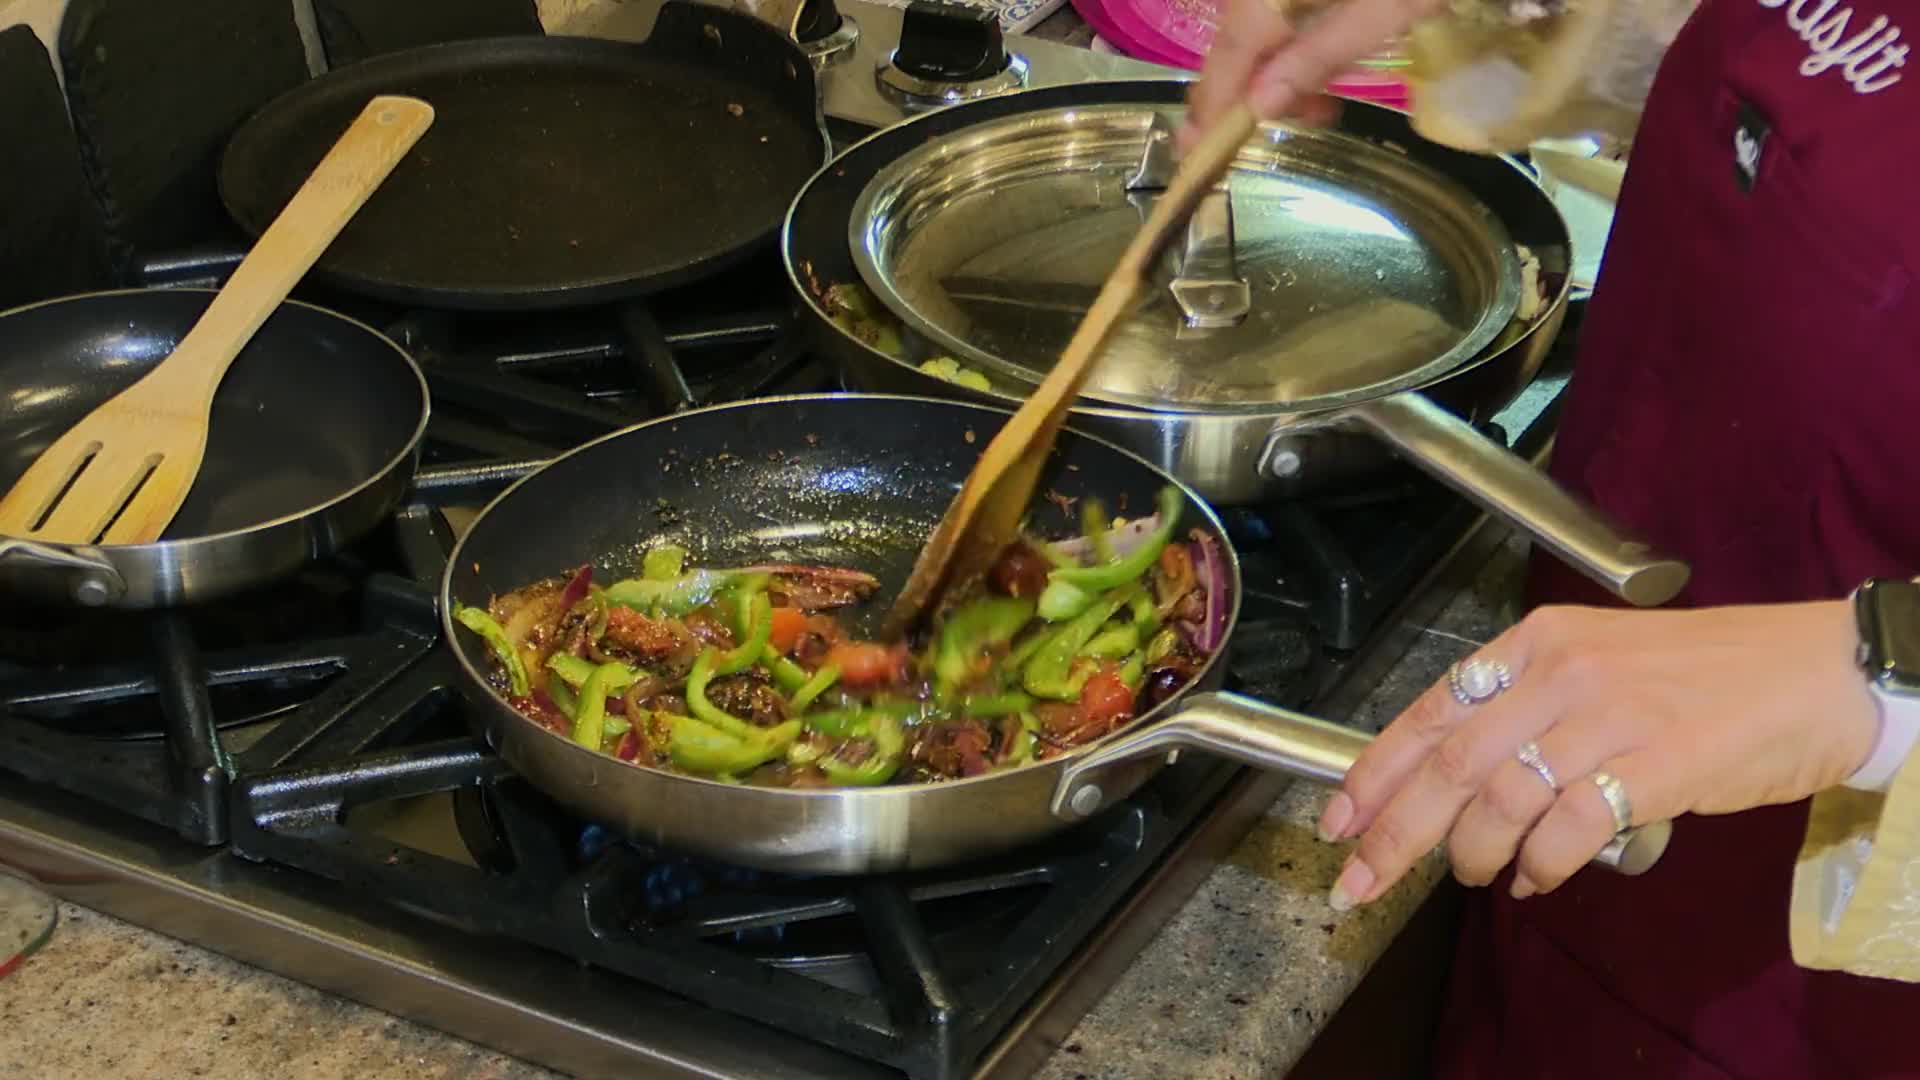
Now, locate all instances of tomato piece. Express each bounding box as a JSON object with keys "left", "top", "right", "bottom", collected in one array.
[
  {"left": 826, "top": 640, "right": 909, "bottom": 687},
  {"left": 769, "top": 606, "right": 808, "bottom": 653},
  {"left": 988, "top": 542, "right": 1050, "bottom": 598},
  {"left": 1078, "top": 666, "right": 1135, "bottom": 730}
]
